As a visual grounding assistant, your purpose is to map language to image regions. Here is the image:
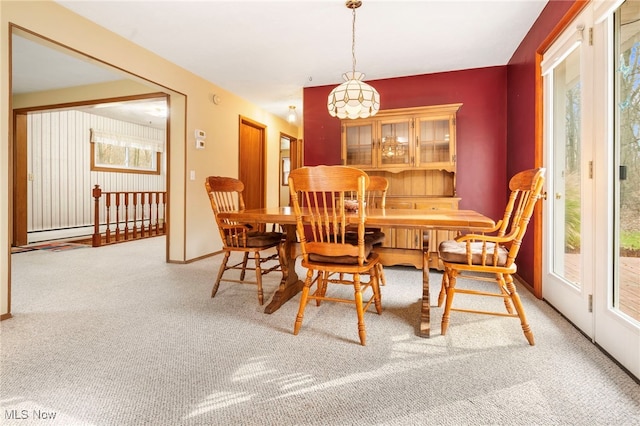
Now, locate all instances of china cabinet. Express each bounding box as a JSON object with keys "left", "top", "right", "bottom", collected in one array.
[{"left": 341, "top": 103, "right": 462, "bottom": 269}]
